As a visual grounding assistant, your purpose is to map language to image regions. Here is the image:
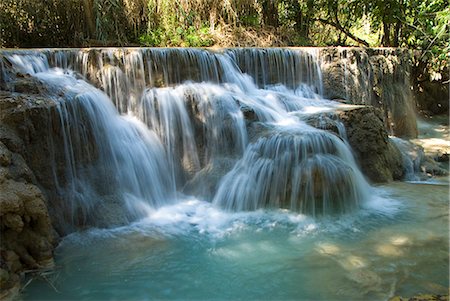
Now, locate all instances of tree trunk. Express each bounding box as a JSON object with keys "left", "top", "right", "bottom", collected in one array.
[
  {"left": 382, "top": 22, "right": 391, "bottom": 46},
  {"left": 262, "top": 0, "right": 279, "bottom": 27},
  {"left": 83, "top": 0, "right": 96, "bottom": 38},
  {"left": 393, "top": 21, "right": 401, "bottom": 47}
]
